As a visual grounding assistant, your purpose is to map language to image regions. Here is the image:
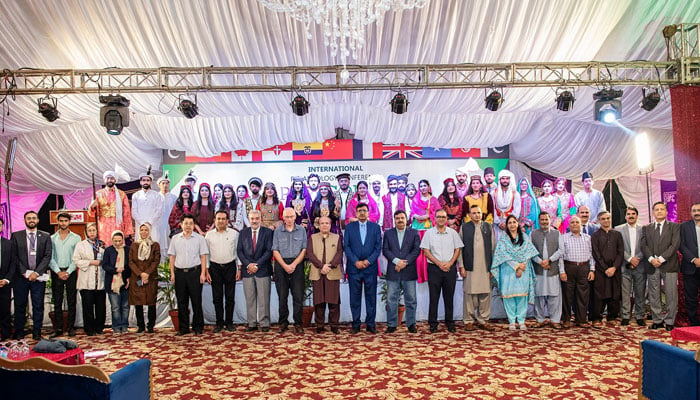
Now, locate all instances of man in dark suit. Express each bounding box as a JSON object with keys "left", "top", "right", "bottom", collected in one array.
[
  {"left": 237, "top": 210, "right": 274, "bottom": 332},
  {"left": 382, "top": 210, "right": 421, "bottom": 333},
  {"left": 680, "top": 202, "right": 700, "bottom": 326},
  {"left": 344, "top": 203, "right": 382, "bottom": 334},
  {"left": 12, "top": 210, "right": 53, "bottom": 340},
  {"left": 641, "top": 201, "right": 681, "bottom": 331},
  {"left": 0, "top": 218, "right": 15, "bottom": 340}
]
